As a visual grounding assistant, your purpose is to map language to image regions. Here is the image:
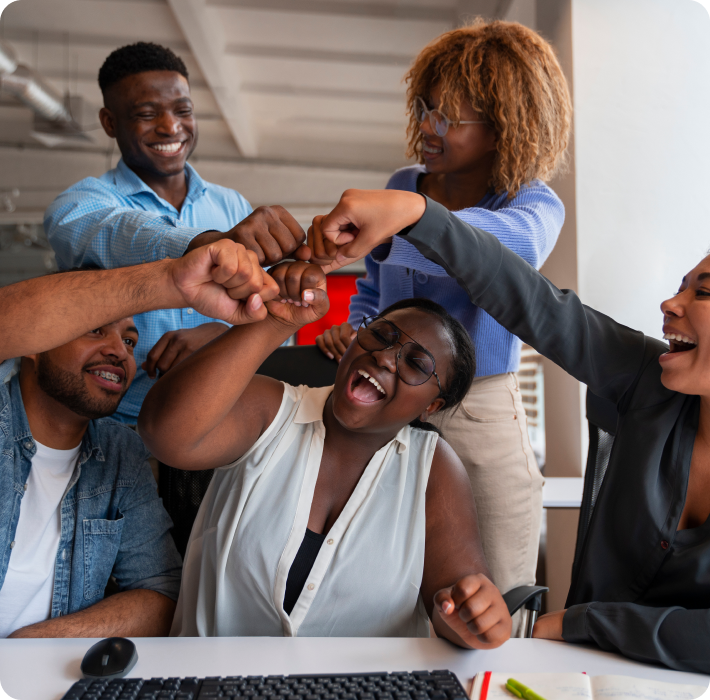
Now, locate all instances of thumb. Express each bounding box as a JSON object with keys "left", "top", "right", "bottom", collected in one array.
[
  {"left": 434, "top": 587, "right": 456, "bottom": 617},
  {"left": 301, "top": 287, "right": 330, "bottom": 320},
  {"left": 228, "top": 293, "right": 268, "bottom": 325}
]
